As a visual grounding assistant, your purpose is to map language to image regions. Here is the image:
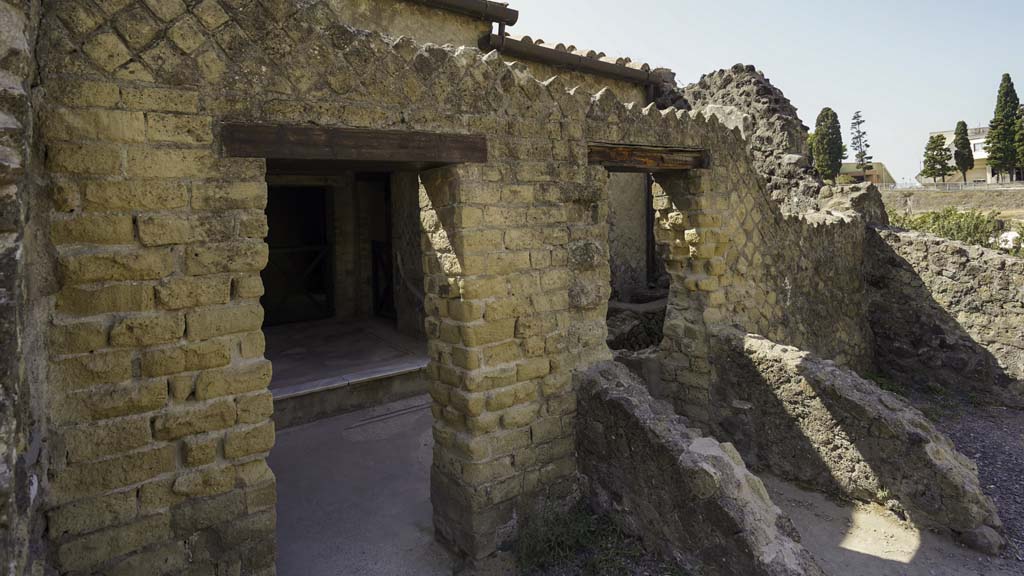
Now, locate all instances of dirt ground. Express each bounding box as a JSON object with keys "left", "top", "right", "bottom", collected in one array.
[
  {"left": 927, "top": 402, "right": 1024, "bottom": 561},
  {"left": 465, "top": 398, "right": 1024, "bottom": 576},
  {"left": 764, "top": 475, "right": 1022, "bottom": 576}
]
